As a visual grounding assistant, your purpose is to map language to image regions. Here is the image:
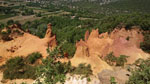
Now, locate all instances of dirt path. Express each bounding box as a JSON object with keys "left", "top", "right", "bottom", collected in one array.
[{"left": 0, "top": 15, "right": 41, "bottom": 24}]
